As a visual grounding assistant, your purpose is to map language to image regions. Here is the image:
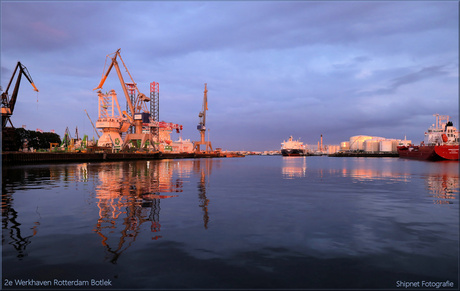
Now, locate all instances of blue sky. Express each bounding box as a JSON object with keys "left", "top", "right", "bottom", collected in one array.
[{"left": 1, "top": 1, "right": 458, "bottom": 151}]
